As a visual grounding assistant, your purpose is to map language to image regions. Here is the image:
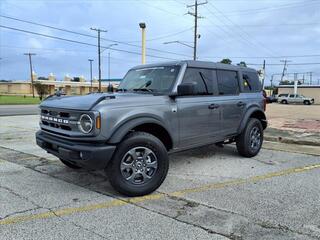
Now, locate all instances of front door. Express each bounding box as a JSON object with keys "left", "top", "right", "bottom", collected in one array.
[{"left": 176, "top": 68, "right": 221, "bottom": 148}]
